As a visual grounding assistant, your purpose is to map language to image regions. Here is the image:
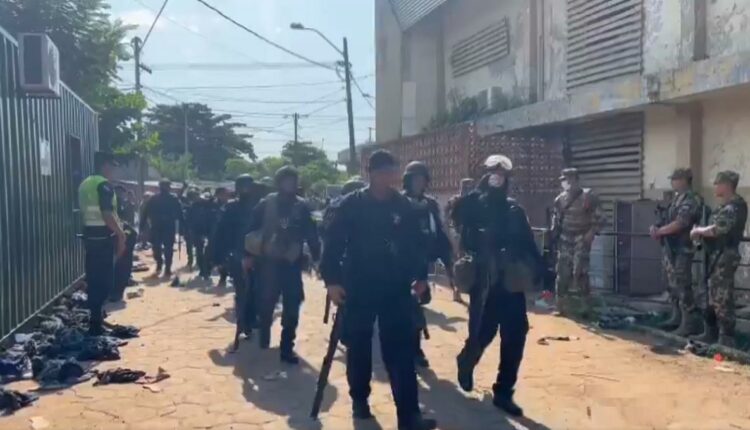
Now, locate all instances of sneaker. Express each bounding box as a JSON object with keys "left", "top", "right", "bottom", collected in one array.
[
  {"left": 352, "top": 400, "right": 374, "bottom": 420},
  {"left": 493, "top": 393, "right": 524, "bottom": 417}
]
